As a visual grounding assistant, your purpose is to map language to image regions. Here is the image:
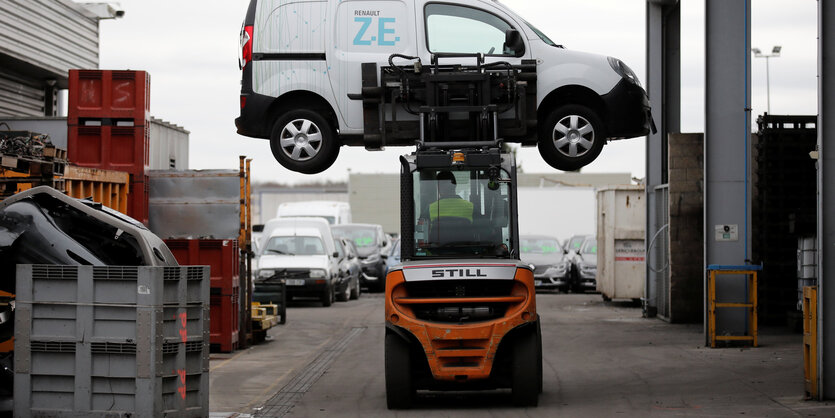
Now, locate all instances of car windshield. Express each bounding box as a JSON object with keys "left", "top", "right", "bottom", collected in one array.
[
  {"left": 333, "top": 227, "right": 379, "bottom": 248},
  {"left": 264, "top": 236, "right": 325, "bottom": 256},
  {"left": 521, "top": 238, "right": 561, "bottom": 254},
  {"left": 568, "top": 236, "right": 587, "bottom": 251},
  {"left": 523, "top": 19, "right": 558, "bottom": 47},
  {"left": 581, "top": 239, "right": 598, "bottom": 255},
  {"left": 412, "top": 168, "right": 512, "bottom": 258}
]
